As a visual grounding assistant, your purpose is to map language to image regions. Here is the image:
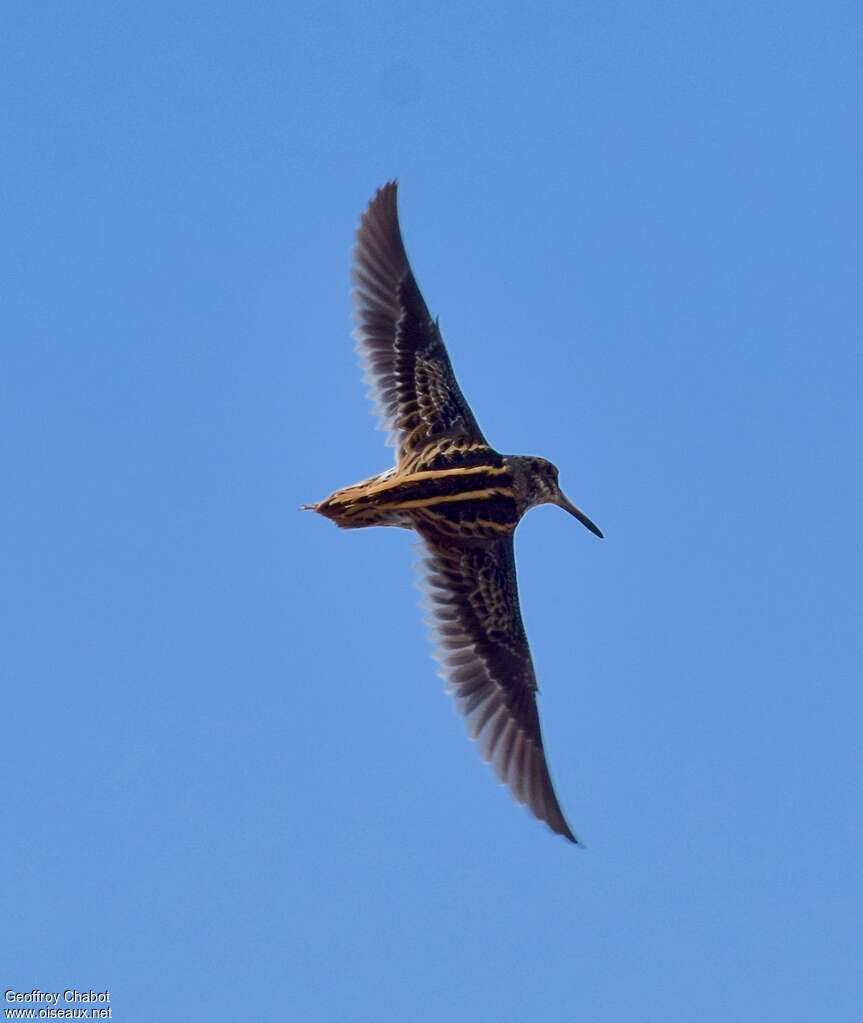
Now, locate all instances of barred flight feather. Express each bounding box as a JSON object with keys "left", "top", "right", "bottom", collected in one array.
[{"left": 416, "top": 535, "right": 578, "bottom": 843}]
